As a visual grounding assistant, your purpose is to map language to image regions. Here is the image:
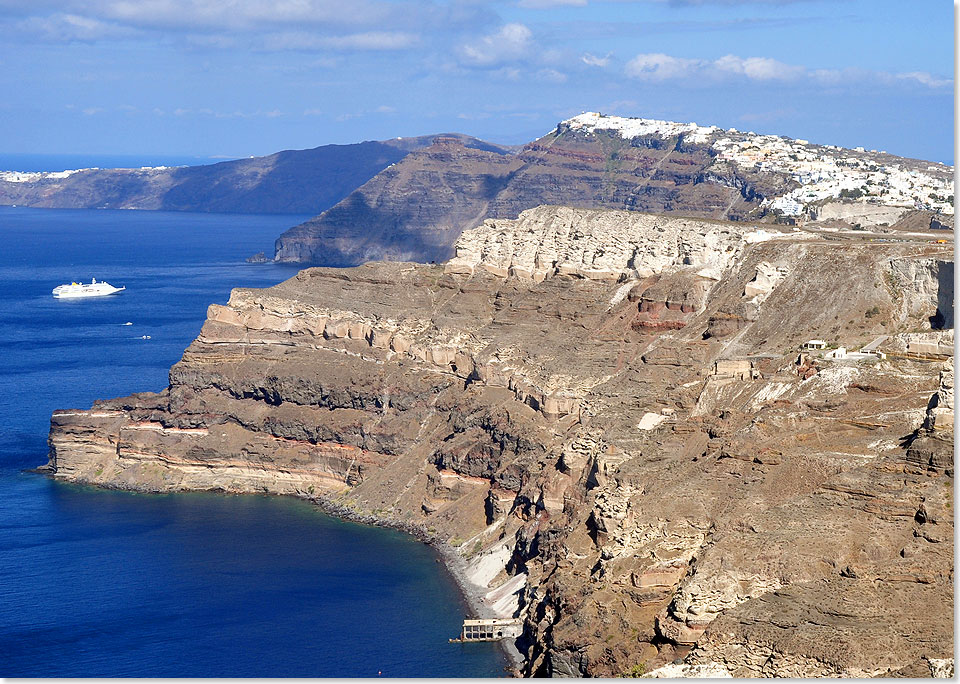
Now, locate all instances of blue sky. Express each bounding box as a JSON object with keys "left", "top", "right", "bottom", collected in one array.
[{"left": 0, "top": 0, "right": 954, "bottom": 163}]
